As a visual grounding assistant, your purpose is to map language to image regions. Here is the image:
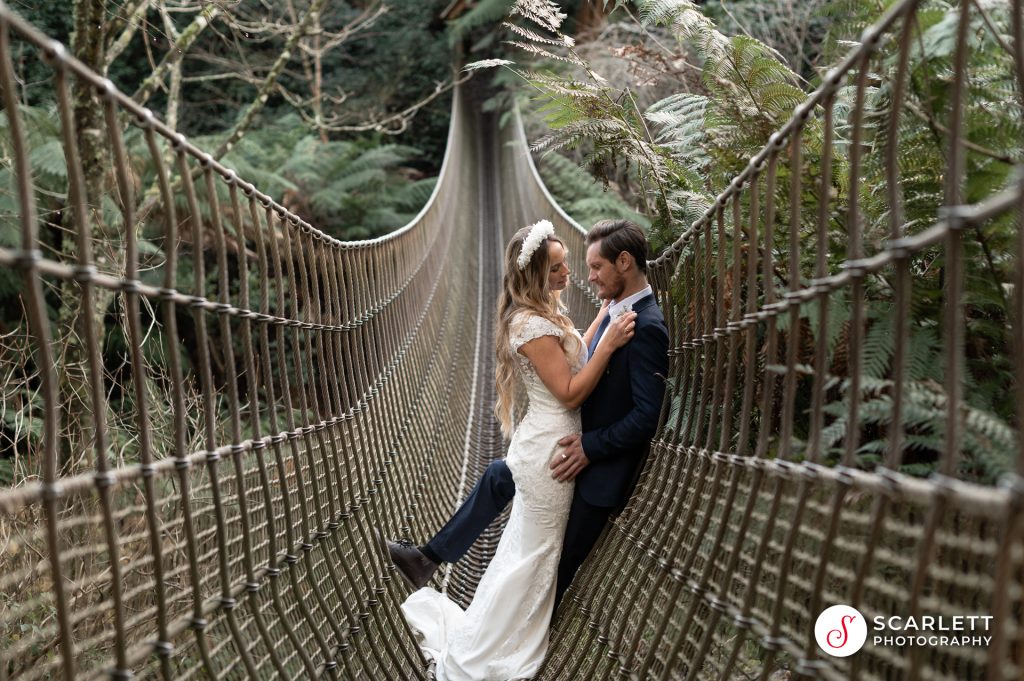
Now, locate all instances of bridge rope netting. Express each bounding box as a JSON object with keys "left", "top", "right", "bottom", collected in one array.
[{"left": 1, "top": 1, "right": 1023, "bottom": 679}]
